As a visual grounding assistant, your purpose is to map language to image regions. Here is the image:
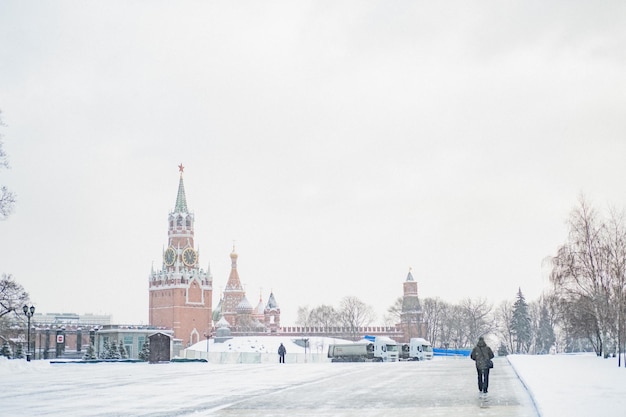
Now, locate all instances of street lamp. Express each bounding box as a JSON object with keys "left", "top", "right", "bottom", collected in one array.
[
  {"left": 203, "top": 332, "right": 210, "bottom": 355},
  {"left": 22, "top": 305, "right": 35, "bottom": 361}
]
